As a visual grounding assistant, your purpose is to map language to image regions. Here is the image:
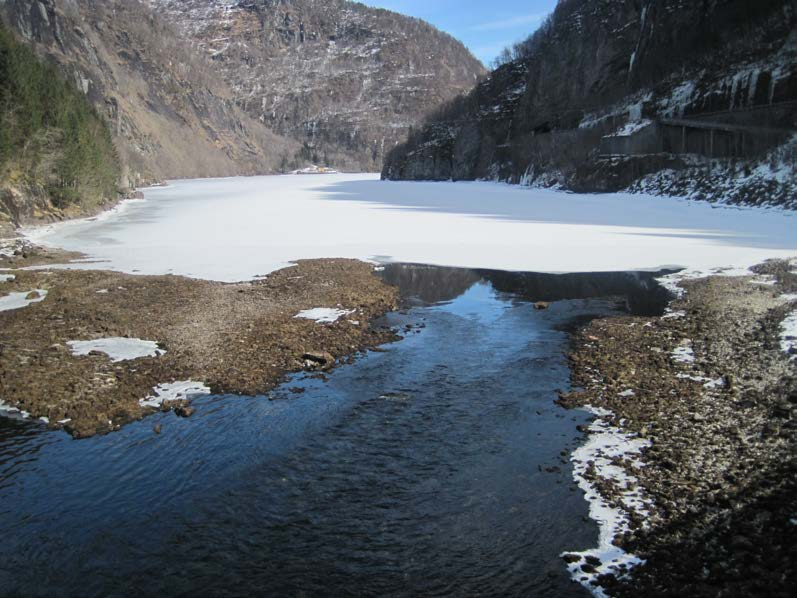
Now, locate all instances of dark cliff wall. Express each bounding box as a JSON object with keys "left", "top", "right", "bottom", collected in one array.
[{"left": 383, "top": 0, "right": 796, "bottom": 205}]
